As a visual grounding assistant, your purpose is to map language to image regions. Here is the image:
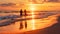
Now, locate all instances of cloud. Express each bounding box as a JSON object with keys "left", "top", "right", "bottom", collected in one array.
[
  {"left": 46, "top": 0, "right": 60, "bottom": 2},
  {"left": 0, "top": 3, "right": 16, "bottom": 7},
  {"left": 0, "top": 0, "right": 60, "bottom": 5}
]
